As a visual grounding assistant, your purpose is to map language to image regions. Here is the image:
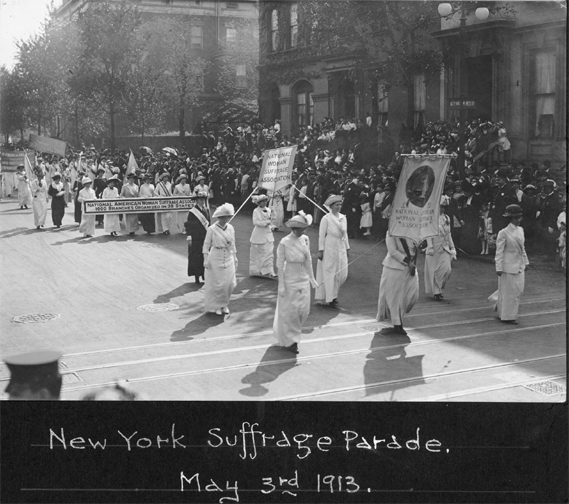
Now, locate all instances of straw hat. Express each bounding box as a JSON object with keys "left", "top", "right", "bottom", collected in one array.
[
  {"left": 503, "top": 204, "right": 523, "bottom": 217},
  {"left": 212, "top": 203, "right": 235, "bottom": 218},
  {"left": 324, "top": 194, "right": 342, "bottom": 206},
  {"left": 285, "top": 211, "right": 312, "bottom": 228},
  {"left": 106, "top": 174, "right": 119, "bottom": 184},
  {"left": 82, "top": 176, "right": 92, "bottom": 185},
  {"left": 252, "top": 194, "right": 269, "bottom": 205},
  {"left": 194, "top": 190, "right": 208, "bottom": 199}
]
